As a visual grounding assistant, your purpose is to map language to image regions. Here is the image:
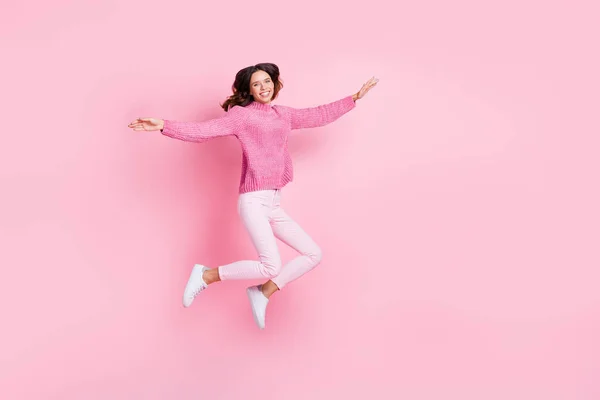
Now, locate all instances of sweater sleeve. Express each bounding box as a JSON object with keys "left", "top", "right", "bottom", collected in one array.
[
  {"left": 279, "top": 95, "right": 356, "bottom": 130},
  {"left": 160, "top": 106, "right": 246, "bottom": 143}
]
